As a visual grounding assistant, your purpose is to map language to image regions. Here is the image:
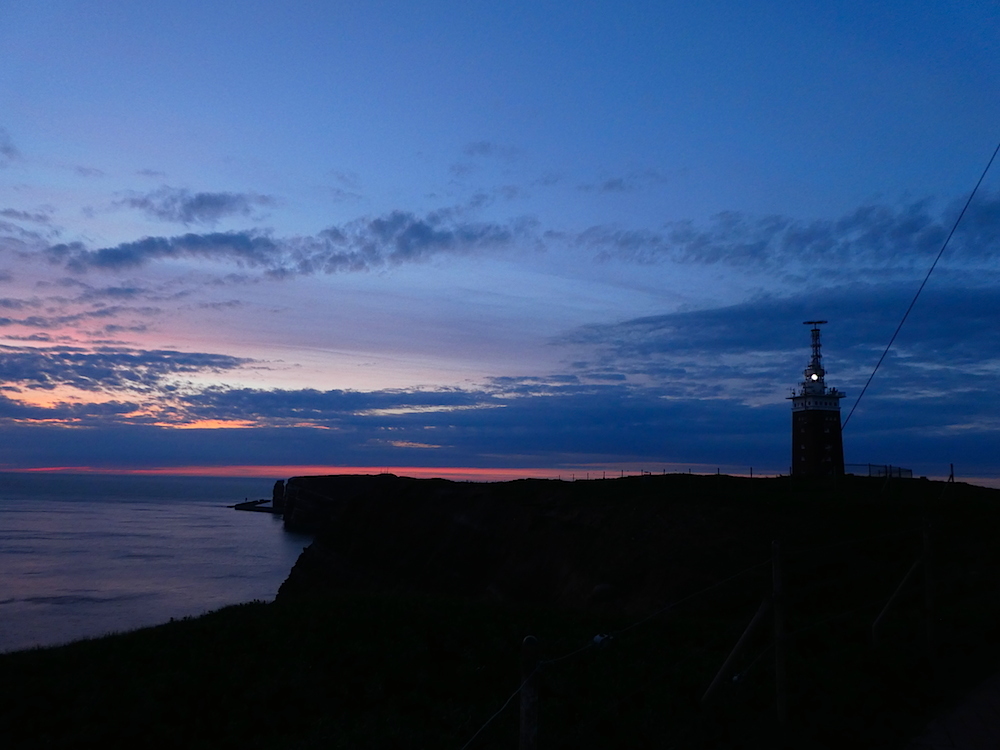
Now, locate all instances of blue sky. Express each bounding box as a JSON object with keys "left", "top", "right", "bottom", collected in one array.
[{"left": 1, "top": 1, "right": 999, "bottom": 481}]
